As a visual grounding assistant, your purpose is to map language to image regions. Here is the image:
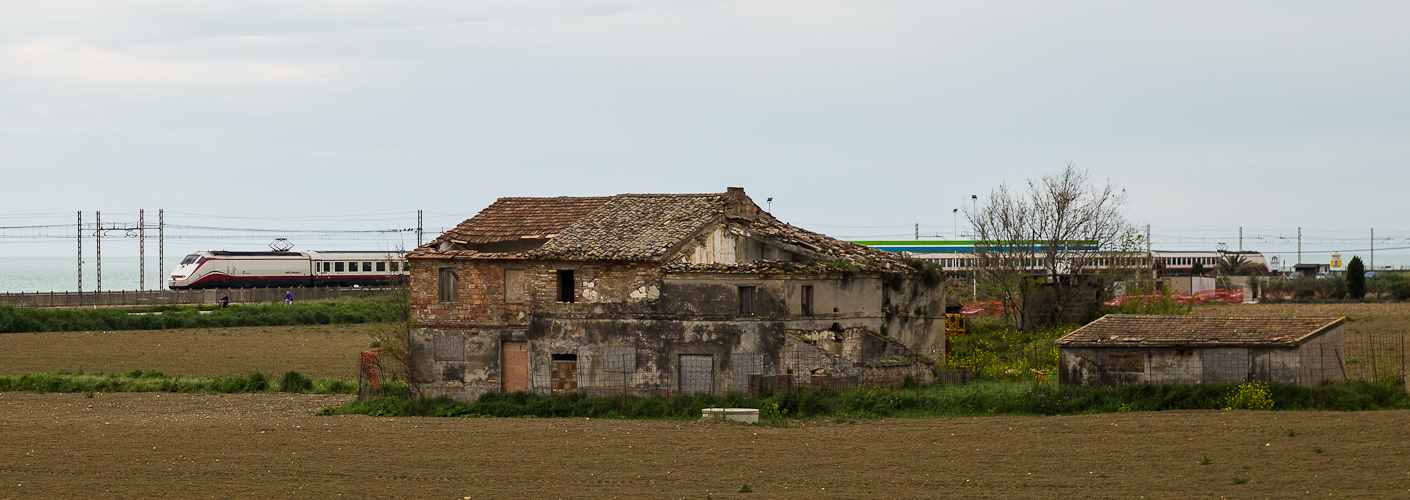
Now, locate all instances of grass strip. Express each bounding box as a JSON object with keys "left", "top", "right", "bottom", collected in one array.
[
  {"left": 0, "top": 296, "right": 406, "bottom": 334},
  {"left": 318, "top": 379, "right": 1410, "bottom": 420},
  {"left": 0, "top": 369, "right": 356, "bottom": 394}
]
